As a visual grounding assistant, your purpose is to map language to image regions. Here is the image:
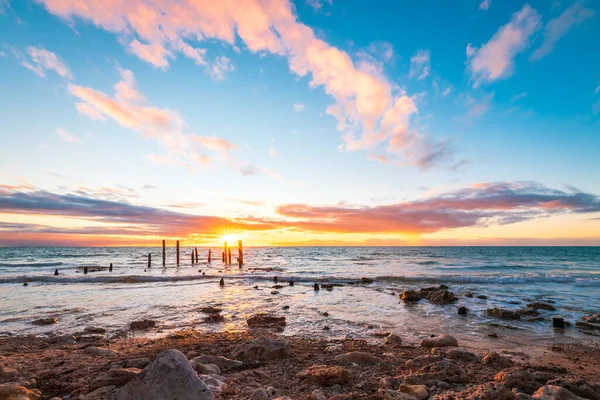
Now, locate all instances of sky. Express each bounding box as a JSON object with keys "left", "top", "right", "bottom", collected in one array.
[{"left": 0, "top": 0, "right": 599, "bottom": 246}]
